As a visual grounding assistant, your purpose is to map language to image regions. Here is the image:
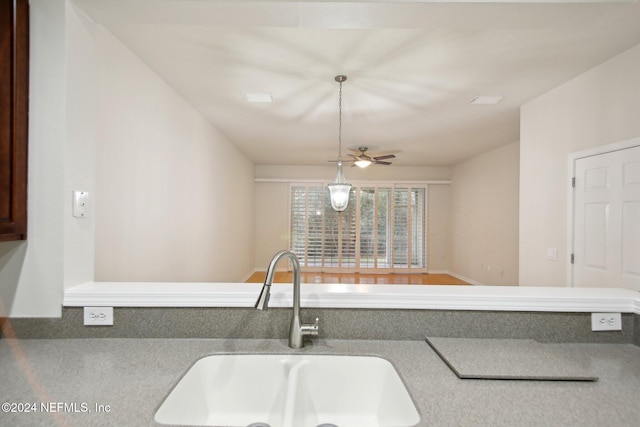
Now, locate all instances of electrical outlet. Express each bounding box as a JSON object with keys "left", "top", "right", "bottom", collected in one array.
[
  {"left": 591, "top": 312, "right": 622, "bottom": 331},
  {"left": 84, "top": 307, "right": 114, "bottom": 326}
]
